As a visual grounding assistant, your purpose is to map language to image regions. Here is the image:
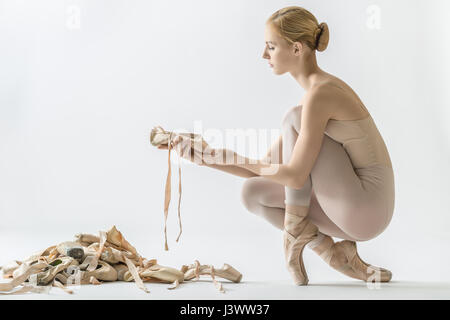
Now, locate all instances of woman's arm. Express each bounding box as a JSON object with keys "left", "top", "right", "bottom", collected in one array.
[
  {"left": 201, "top": 134, "right": 282, "bottom": 178},
  {"left": 158, "top": 141, "right": 258, "bottom": 178},
  {"left": 202, "top": 162, "right": 258, "bottom": 178},
  {"left": 221, "top": 150, "right": 298, "bottom": 188},
  {"left": 218, "top": 90, "right": 331, "bottom": 189},
  {"left": 261, "top": 134, "right": 283, "bottom": 164}
]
